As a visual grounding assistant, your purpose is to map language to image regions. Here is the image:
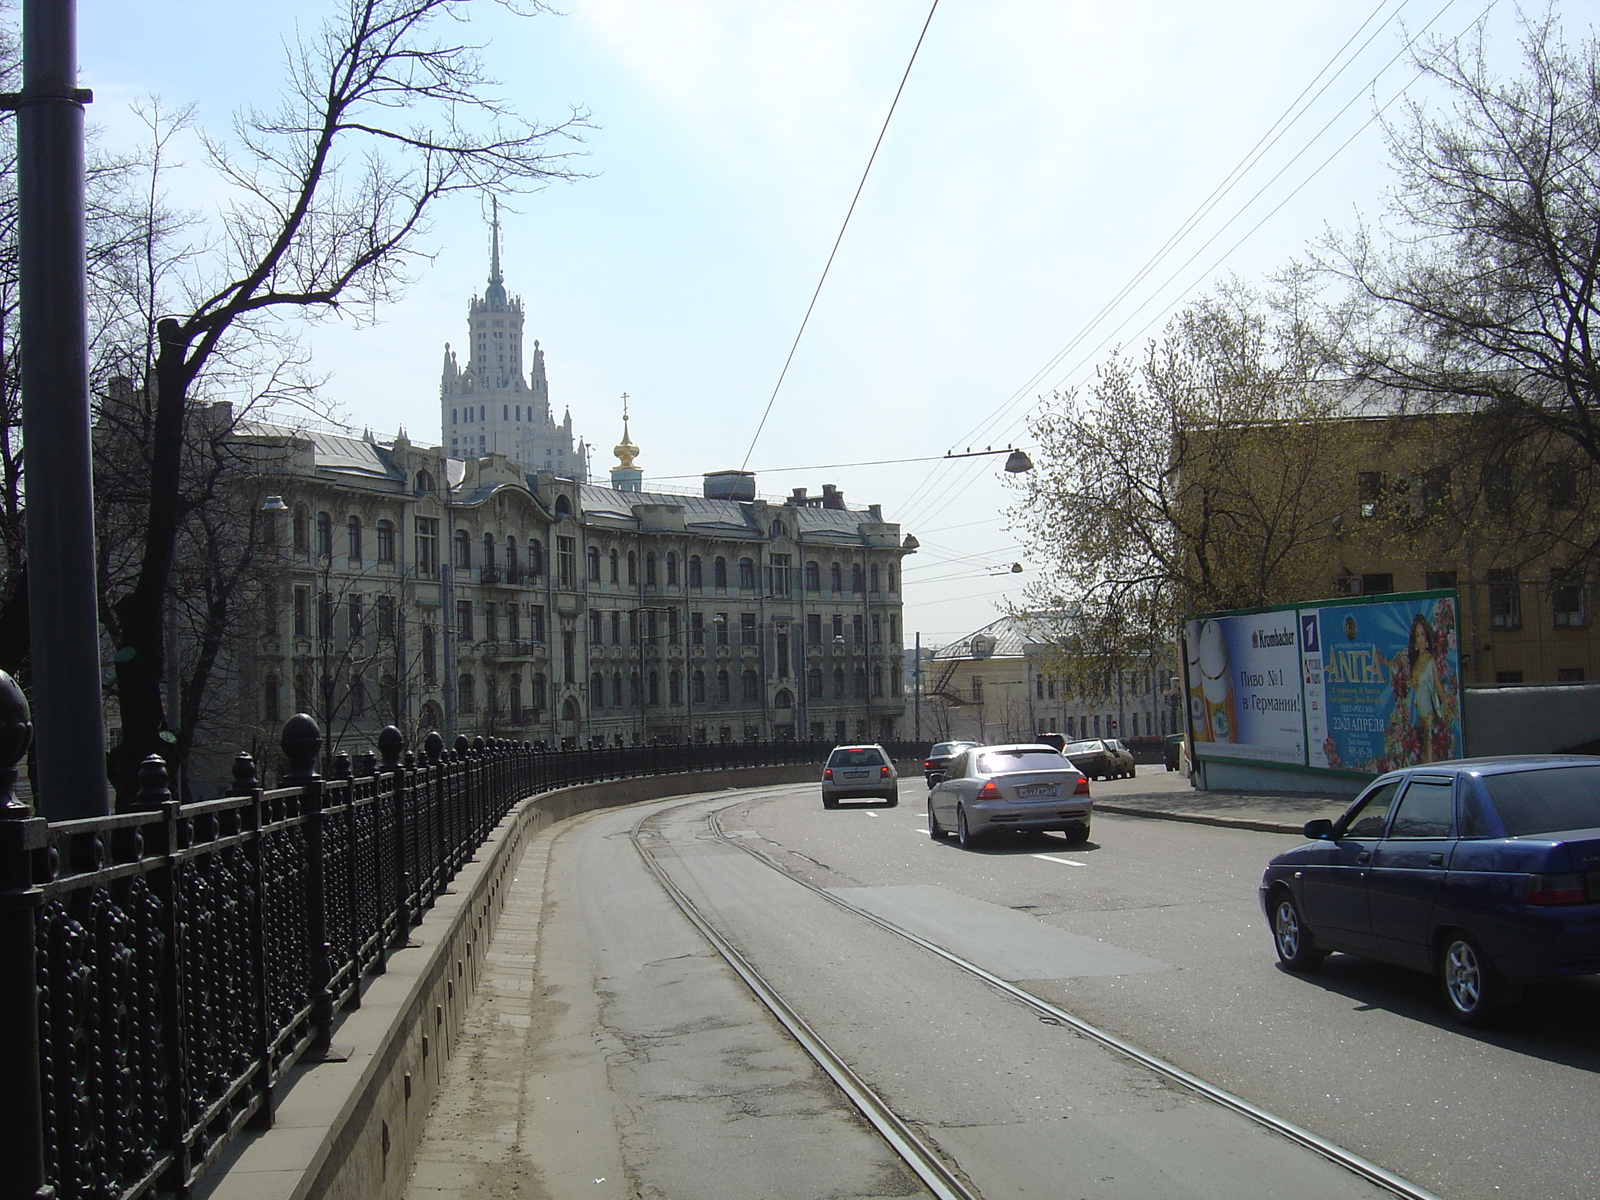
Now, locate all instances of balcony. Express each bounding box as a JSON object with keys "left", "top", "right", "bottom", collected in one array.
[
  {"left": 480, "top": 566, "right": 503, "bottom": 585},
  {"left": 480, "top": 640, "right": 543, "bottom": 661}
]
